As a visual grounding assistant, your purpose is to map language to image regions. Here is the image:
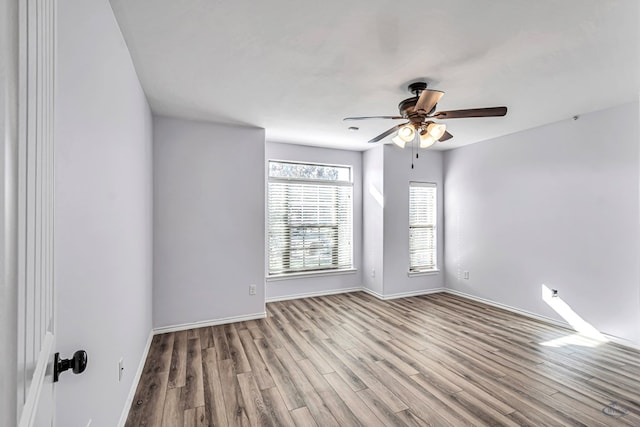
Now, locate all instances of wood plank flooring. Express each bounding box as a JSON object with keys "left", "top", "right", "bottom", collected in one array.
[{"left": 125, "top": 292, "right": 640, "bottom": 426}]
